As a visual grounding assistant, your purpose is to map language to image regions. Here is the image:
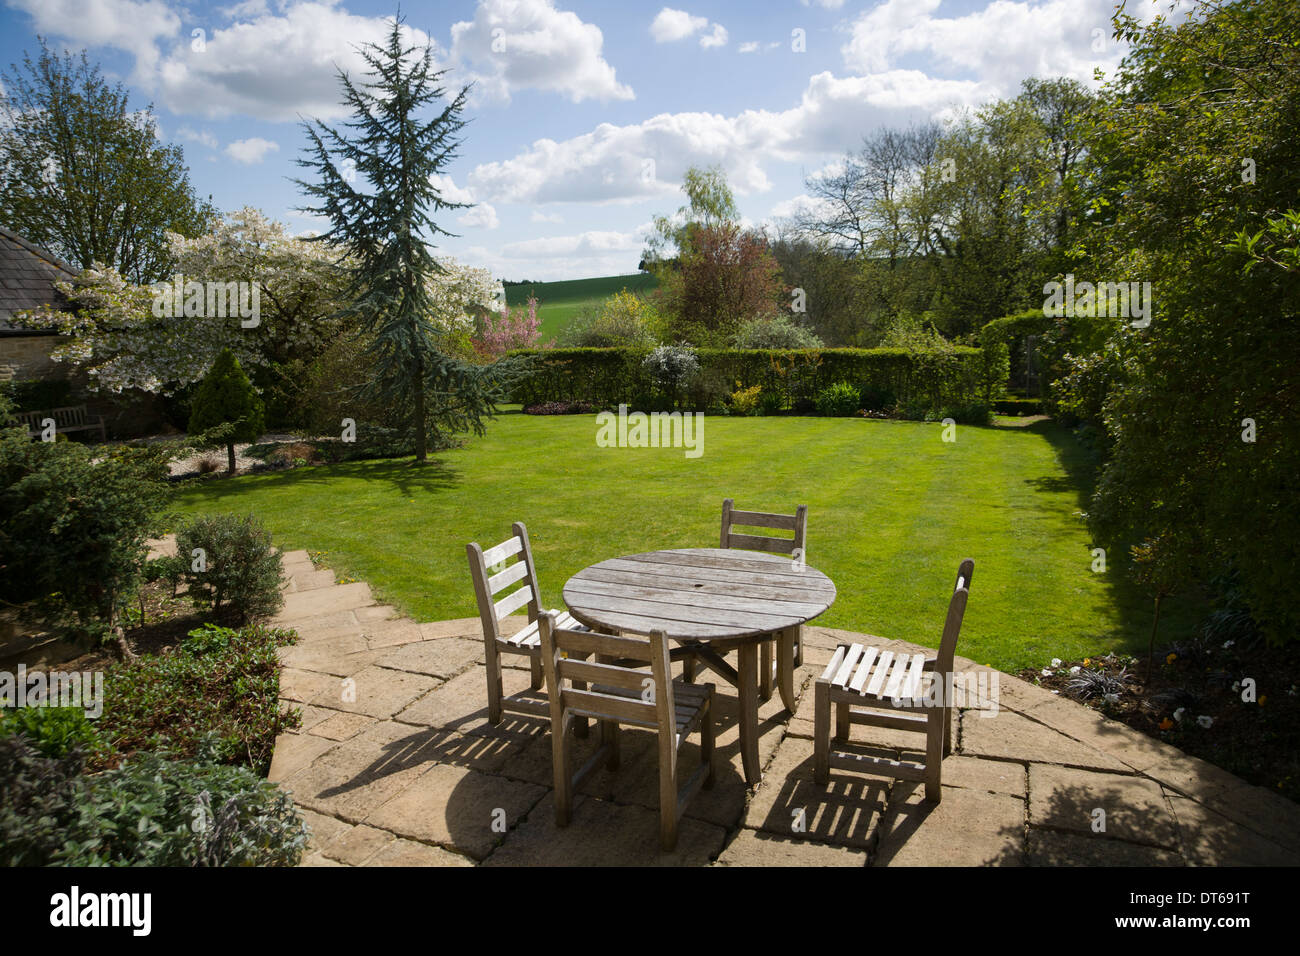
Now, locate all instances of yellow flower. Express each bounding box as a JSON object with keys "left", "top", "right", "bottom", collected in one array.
[
  {"left": 1259, "top": 695, "right": 1267, "bottom": 706},
  {"left": 1166, "top": 652, "right": 1177, "bottom": 664},
  {"left": 1158, "top": 718, "right": 1174, "bottom": 731}
]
